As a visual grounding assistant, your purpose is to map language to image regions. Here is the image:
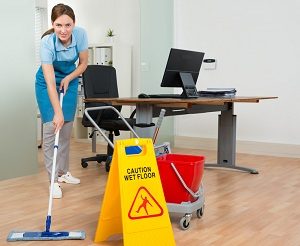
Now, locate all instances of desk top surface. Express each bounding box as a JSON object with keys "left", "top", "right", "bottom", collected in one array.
[{"left": 85, "top": 96, "right": 278, "bottom": 108}]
